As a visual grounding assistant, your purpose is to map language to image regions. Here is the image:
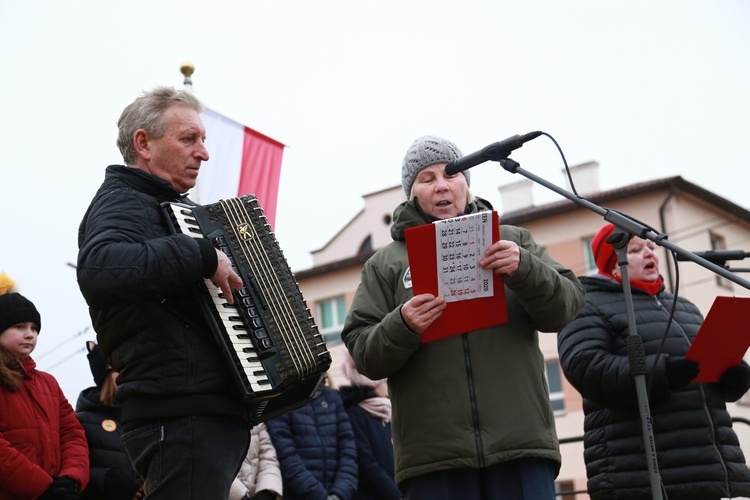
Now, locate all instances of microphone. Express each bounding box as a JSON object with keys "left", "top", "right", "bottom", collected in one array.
[
  {"left": 675, "top": 250, "right": 749, "bottom": 264},
  {"left": 445, "top": 131, "right": 543, "bottom": 175}
]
